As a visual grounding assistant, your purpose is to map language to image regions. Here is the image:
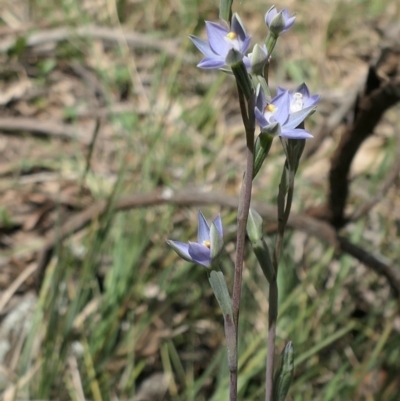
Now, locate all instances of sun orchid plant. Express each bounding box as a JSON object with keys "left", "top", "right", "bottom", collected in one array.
[{"left": 167, "top": 1, "right": 319, "bottom": 401}]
